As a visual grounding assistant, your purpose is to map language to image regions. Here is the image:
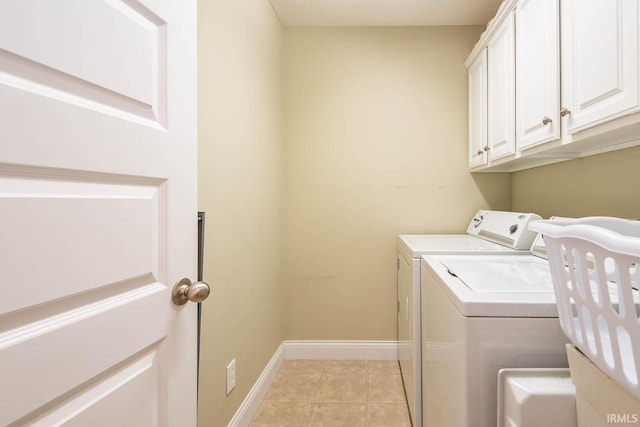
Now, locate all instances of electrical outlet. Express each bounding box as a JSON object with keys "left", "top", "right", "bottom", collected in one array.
[{"left": 226, "top": 359, "right": 236, "bottom": 395}]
